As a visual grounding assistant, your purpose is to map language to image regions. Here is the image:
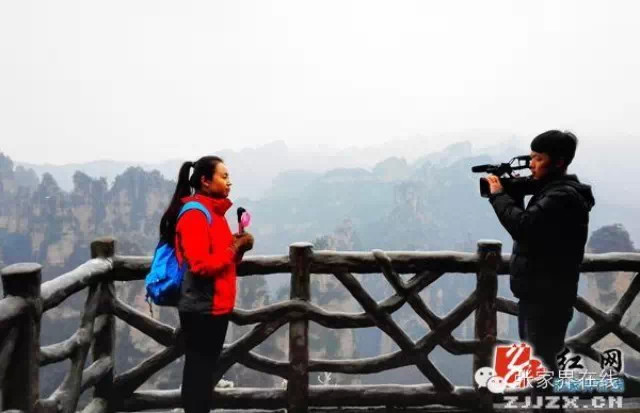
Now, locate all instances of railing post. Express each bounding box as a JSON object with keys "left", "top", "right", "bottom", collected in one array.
[
  {"left": 288, "top": 242, "right": 312, "bottom": 413},
  {"left": 90, "top": 237, "right": 115, "bottom": 262},
  {"left": 1, "top": 263, "right": 42, "bottom": 413},
  {"left": 474, "top": 240, "right": 500, "bottom": 410},
  {"left": 91, "top": 238, "right": 116, "bottom": 411}
]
